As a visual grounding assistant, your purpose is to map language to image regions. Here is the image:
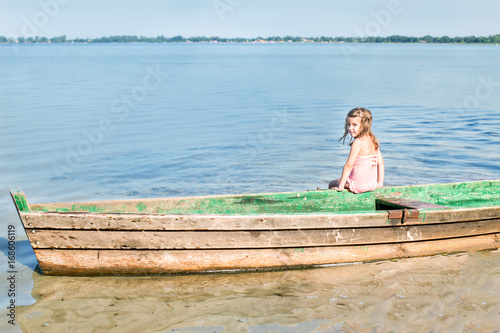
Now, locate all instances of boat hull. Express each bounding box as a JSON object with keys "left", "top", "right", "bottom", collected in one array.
[{"left": 10, "top": 180, "right": 500, "bottom": 275}]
